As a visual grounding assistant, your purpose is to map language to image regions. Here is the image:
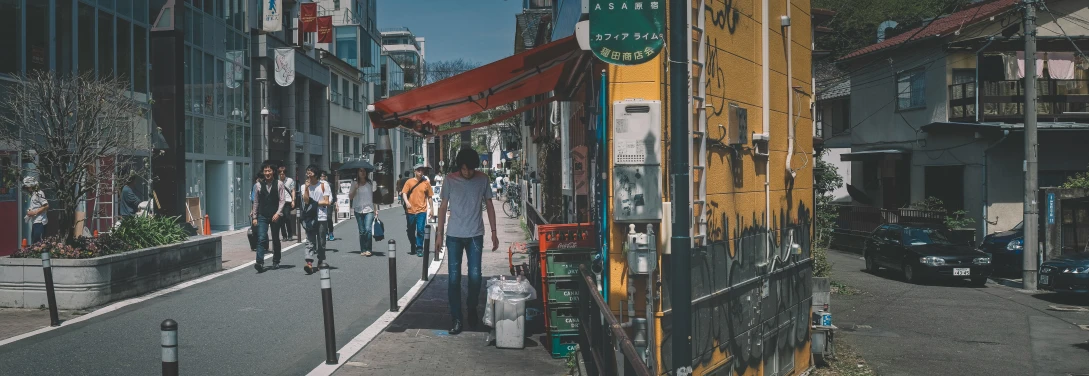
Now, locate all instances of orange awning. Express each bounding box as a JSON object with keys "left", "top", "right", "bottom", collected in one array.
[{"left": 369, "top": 36, "right": 588, "bottom": 135}]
